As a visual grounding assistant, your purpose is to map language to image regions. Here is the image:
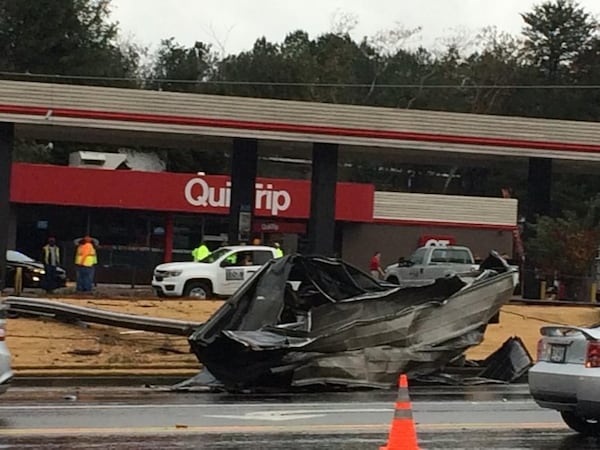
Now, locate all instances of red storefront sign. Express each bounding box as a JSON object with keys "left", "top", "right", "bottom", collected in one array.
[
  {"left": 10, "top": 163, "right": 374, "bottom": 222},
  {"left": 418, "top": 235, "right": 457, "bottom": 247}
]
